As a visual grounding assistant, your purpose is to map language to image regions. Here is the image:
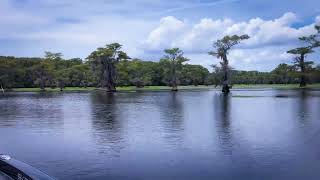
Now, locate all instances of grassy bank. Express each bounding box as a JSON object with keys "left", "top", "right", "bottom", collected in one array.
[
  {"left": 9, "top": 83, "right": 320, "bottom": 92},
  {"left": 11, "top": 86, "right": 215, "bottom": 92},
  {"left": 232, "top": 83, "right": 320, "bottom": 89},
  {"left": 11, "top": 87, "right": 96, "bottom": 92}
]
